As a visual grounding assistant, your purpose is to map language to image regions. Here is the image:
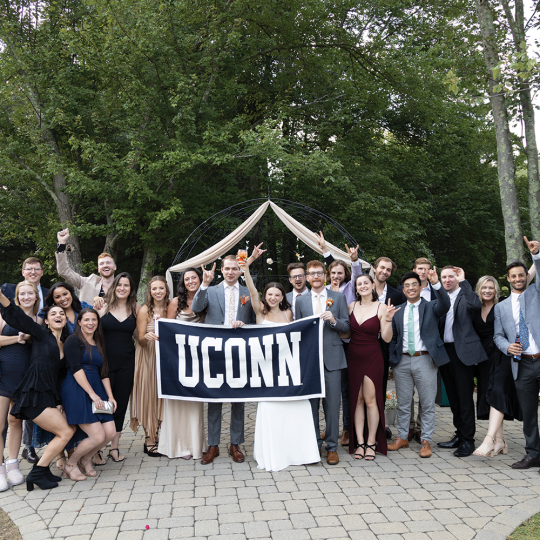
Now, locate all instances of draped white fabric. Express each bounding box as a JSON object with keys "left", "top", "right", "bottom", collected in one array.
[{"left": 166, "top": 200, "right": 370, "bottom": 297}]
